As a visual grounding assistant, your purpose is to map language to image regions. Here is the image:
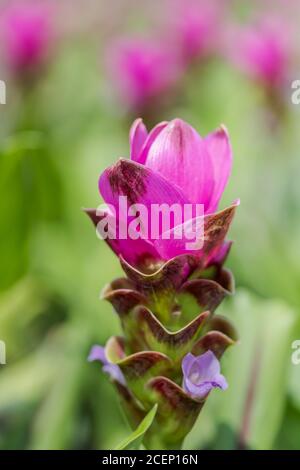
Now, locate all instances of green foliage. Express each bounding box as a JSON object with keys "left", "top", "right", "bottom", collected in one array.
[{"left": 0, "top": 132, "right": 63, "bottom": 290}]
